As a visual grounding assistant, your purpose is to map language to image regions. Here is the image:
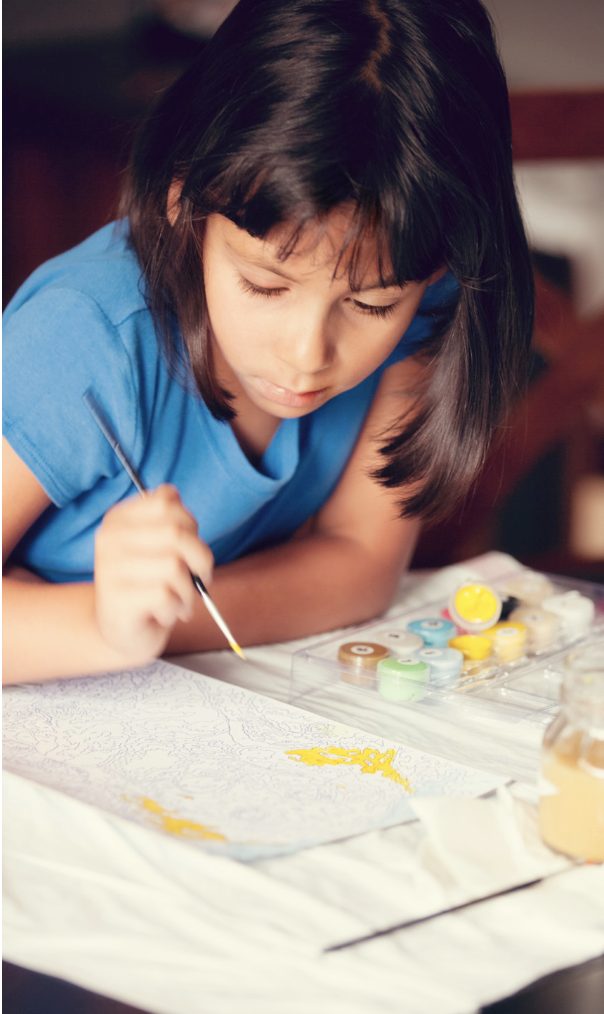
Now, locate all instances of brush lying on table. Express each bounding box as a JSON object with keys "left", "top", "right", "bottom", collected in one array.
[
  {"left": 324, "top": 864, "right": 578, "bottom": 952},
  {"left": 83, "top": 389, "right": 246, "bottom": 661}
]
